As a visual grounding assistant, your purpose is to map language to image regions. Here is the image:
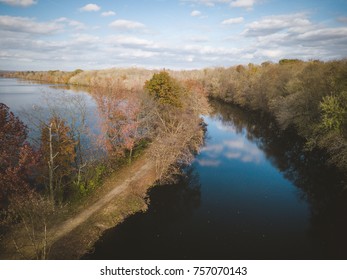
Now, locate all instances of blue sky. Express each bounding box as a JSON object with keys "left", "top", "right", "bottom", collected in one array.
[{"left": 0, "top": 0, "right": 346, "bottom": 70}]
